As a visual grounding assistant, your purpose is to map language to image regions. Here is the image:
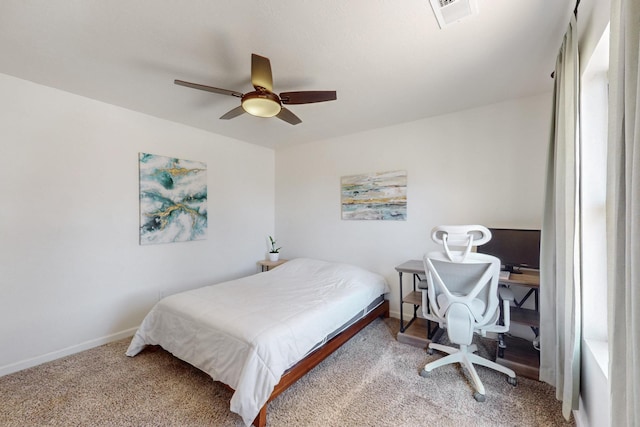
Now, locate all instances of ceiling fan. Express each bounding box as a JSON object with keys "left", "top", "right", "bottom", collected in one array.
[{"left": 175, "top": 54, "right": 337, "bottom": 125}]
